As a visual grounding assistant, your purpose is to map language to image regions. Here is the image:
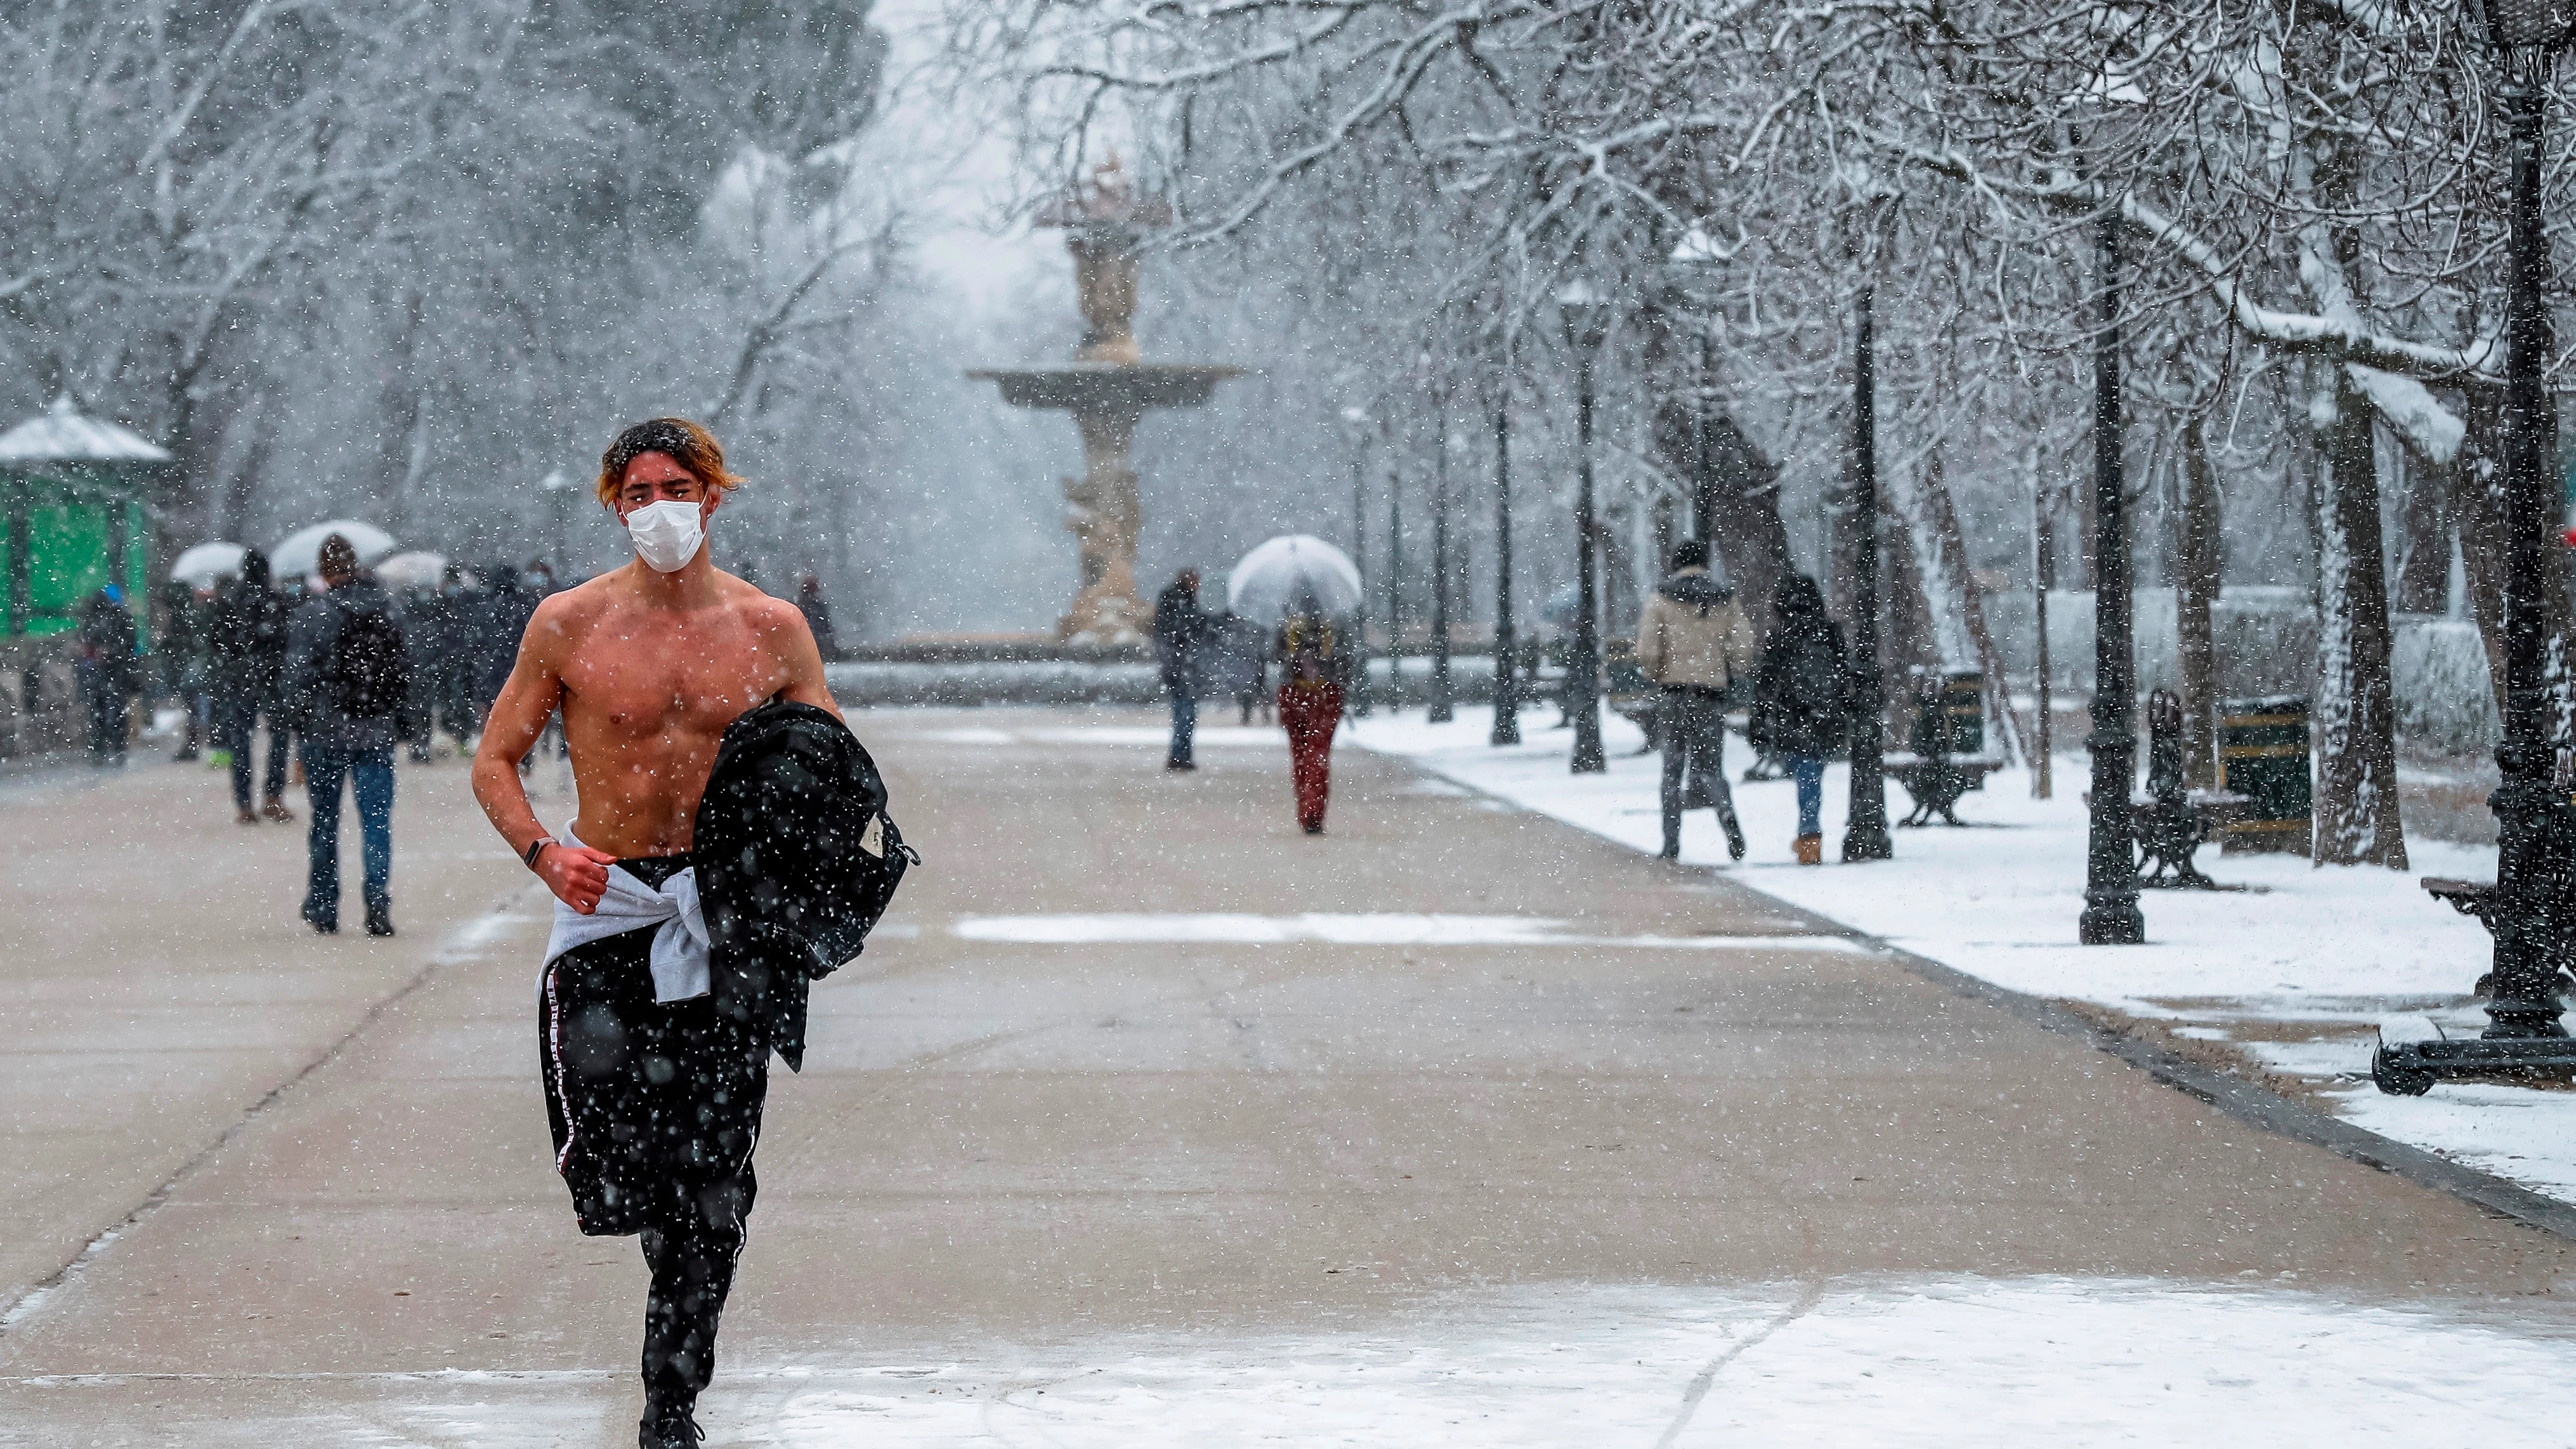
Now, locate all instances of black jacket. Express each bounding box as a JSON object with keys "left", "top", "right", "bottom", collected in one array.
[
  {"left": 1749, "top": 613, "right": 1852, "bottom": 760},
  {"left": 284, "top": 579, "right": 405, "bottom": 750},
  {"left": 209, "top": 580, "right": 290, "bottom": 704},
  {"left": 1151, "top": 582, "right": 1205, "bottom": 686},
  {"left": 694, "top": 699, "right": 914, "bottom": 1071}
]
